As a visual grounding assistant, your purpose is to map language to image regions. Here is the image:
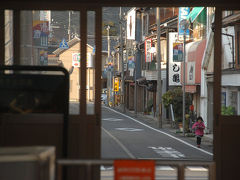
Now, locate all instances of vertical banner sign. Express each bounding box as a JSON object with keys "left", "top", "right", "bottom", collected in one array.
[
  {"left": 178, "top": 7, "right": 190, "bottom": 41},
  {"left": 114, "top": 78, "right": 119, "bottom": 92},
  {"left": 145, "top": 38, "right": 152, "bottom": 62},
  {"left": 114, "top": 160, "right": 155, "bottom": 180},
  {"left": 187, "top": 61, "right": 195, "bottom": 84},
  {"left": 169, "top": 32, "right": 181, "bottom": 86},
  {"left": 127, "top": 8, "right": 136, "bottom": 40},
  {"left": 173, "top": 43, "right": 183, "bottom": 62}
]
